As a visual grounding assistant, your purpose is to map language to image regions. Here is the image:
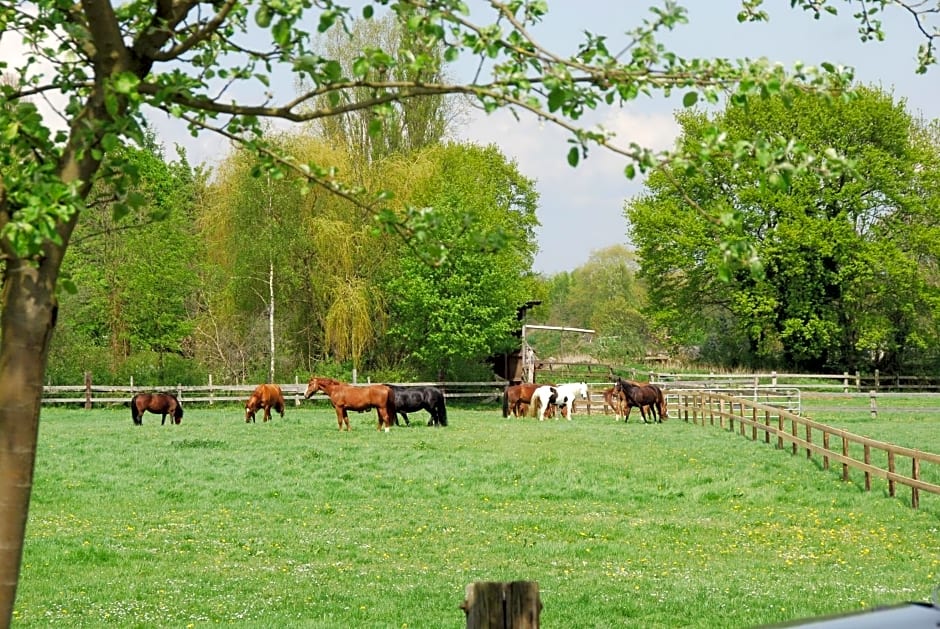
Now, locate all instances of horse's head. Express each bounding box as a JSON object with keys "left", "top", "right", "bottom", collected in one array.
[
  {"left": 304, "top": 377, "right": 332, "bottom": 399},
  {"left": 578, "top": 382, "right": 588, "bottom": 398},
  {"left": 245, "top": 396, "right": 258, "bottom": 422}
]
